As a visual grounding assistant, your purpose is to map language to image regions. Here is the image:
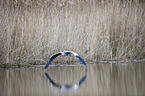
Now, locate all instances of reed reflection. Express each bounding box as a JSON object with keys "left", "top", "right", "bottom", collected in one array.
[{"left": 45, "top": 73, "right": 87, "bottom": 91}]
